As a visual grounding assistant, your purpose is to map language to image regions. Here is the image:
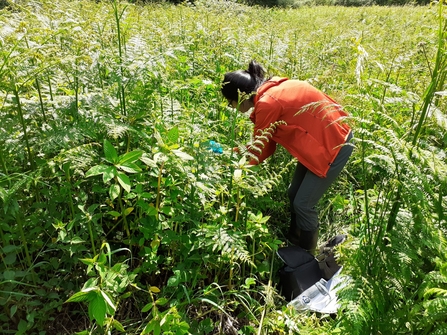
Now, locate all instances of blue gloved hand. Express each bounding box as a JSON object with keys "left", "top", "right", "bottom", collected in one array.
[{"left": 208, "top": 140, "right": 223, "bottom": 154}]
